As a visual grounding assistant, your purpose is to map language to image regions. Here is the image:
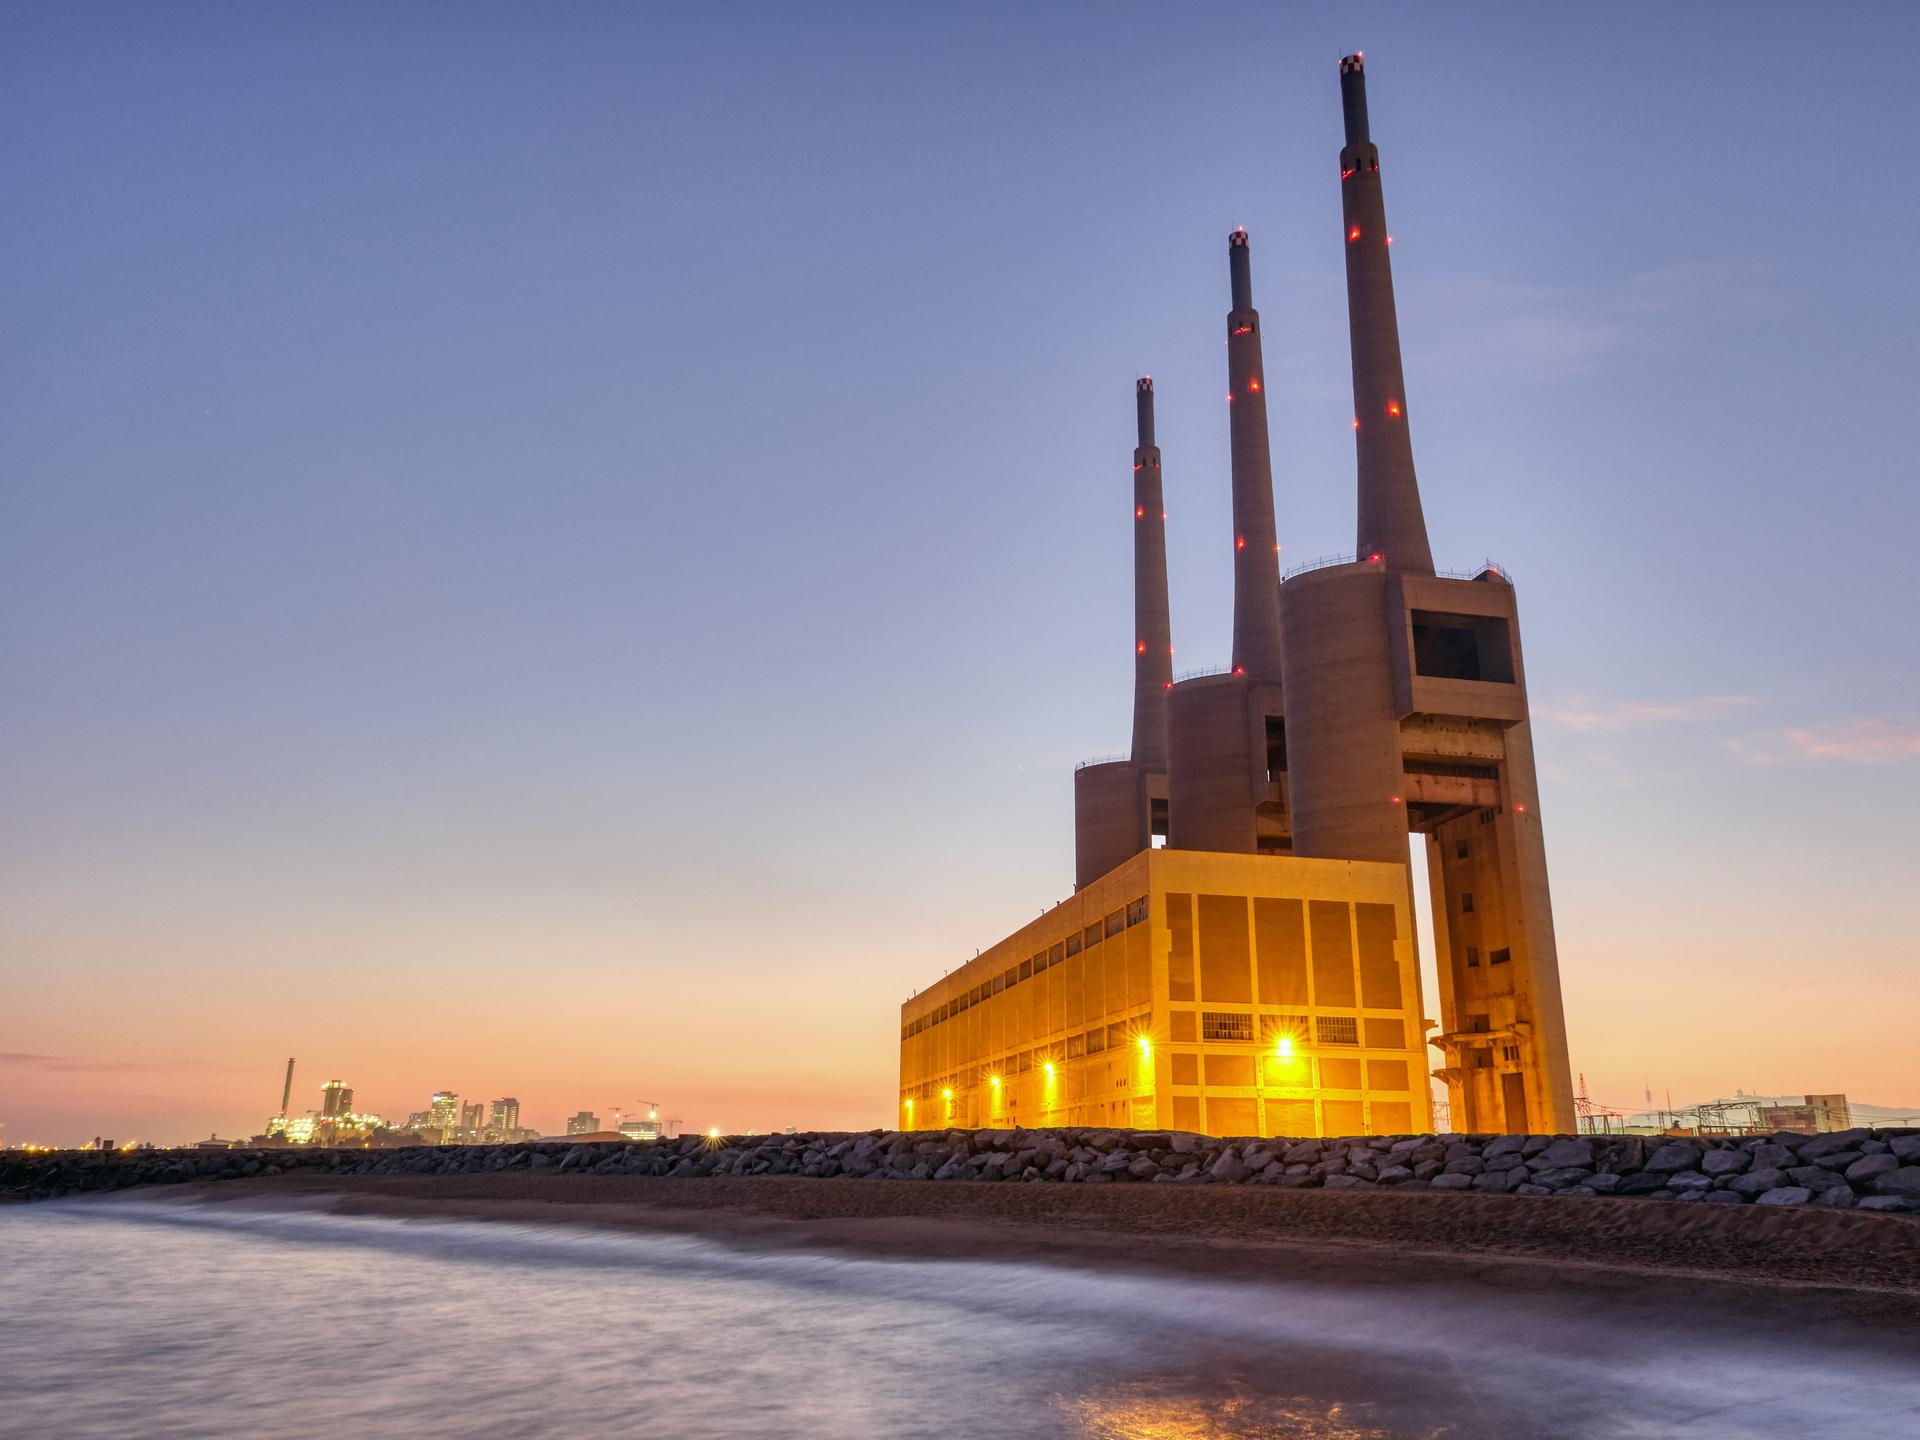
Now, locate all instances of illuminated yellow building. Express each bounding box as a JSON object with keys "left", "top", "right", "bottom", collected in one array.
[{"left": 899, "top": 850, "right": 1430, "bottom": 1138}]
